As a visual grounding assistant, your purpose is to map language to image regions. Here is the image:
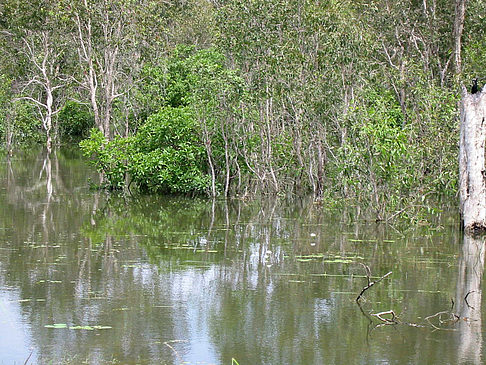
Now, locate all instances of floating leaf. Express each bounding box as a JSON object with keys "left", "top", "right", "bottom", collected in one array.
[
  {"left": 45, "top": 323, "right": 68, "bottom": 329},
  {"left": 45, "top": 324, "right": 112, "bottom": 330},
  {"left": 323, "top": 259, "right": 354, "bottom": 264},
  {"left": 348, "top": 239, "right": 377, "bottom": 243},
  {"left": 295, "top": 254, "right": 324, "bottom": 259},
  {"left": 69, "top": 325, "right": 94, "bottom": 330},
  {"left": 311, "top": 273, "right": 364, "bottom": 278}
]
